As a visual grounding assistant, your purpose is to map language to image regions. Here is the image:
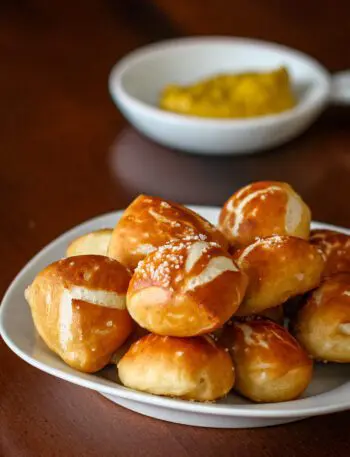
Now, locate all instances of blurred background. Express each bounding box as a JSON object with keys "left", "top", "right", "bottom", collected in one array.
[
  {"left": 1, "top": 3, "right": 350, "bottom": 453},
  {"left": 1, "top": 0, "right": 350, "bottom": 287}
]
